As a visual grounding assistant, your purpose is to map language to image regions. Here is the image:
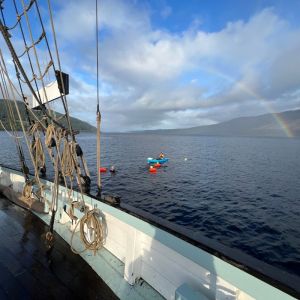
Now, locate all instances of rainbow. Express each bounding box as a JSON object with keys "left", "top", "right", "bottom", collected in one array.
[
  {"left": 236, "top": 80, "right": 293, "bottom": 138},
  {"left": 201, "top": 67, "right": 294, "bottom": 138}
]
